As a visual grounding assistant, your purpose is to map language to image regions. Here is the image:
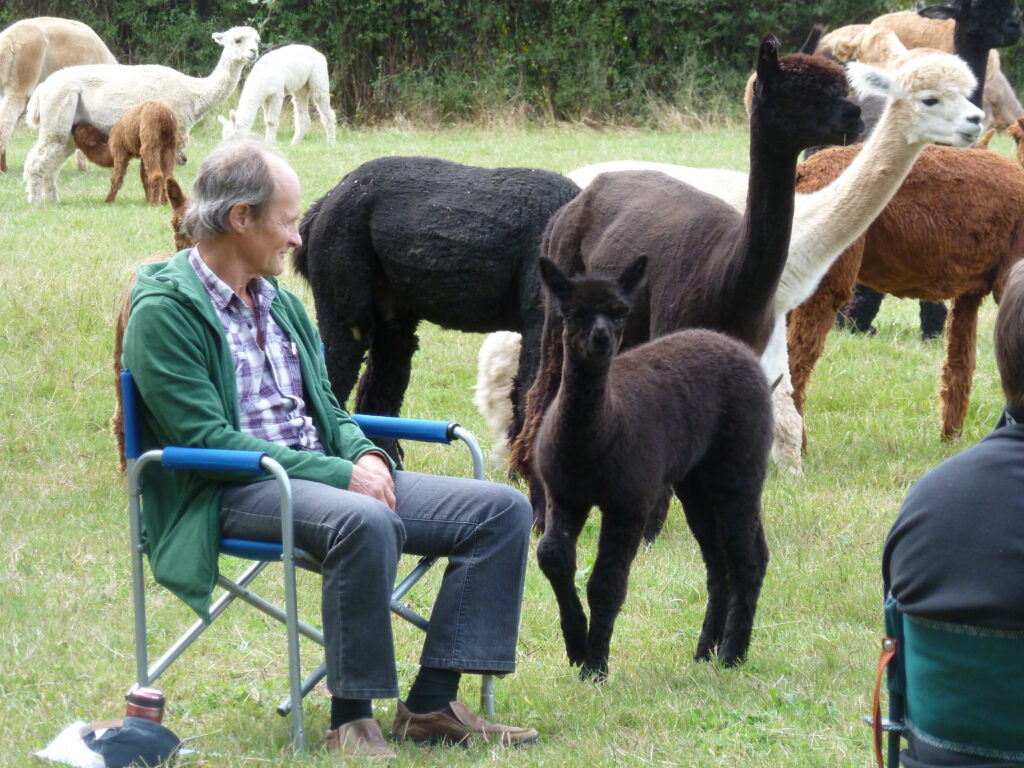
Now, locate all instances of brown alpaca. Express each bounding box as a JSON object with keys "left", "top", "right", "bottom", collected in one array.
[
  {"left": 786, "top": 144, "right": 1024, "bottom": 444},
  {"left": 105, "top": 100, "right": 179, "bottom": 205},
  {"left": 71, "top": 123, "right": 114, "bottom": 167},
  {"left": 112, "top": 178, "right": 192, "bottom": 469}
]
